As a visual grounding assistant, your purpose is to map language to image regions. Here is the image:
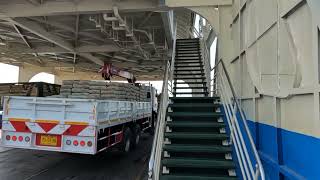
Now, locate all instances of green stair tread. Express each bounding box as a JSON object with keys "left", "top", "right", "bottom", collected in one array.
[
  {"left": 161, "top": 175, "right": 237, "bottom": 180},
  {"left": 174, "top": 60, "right": 201, "bottom": 62},
  {"left": 174, "top": 73, "right": 204, "bottom": 76},
  {"left": 176, "top": 45, "right": 199, "bottom": 47},
  {"left": 176, "top": 48, "right": 200, "bottom": 50},
  {"left": 166, "top": 121, "right": 225, "bottom": 128},
  {"left": 176, "top": 53, "right": 201, "bottom": 55},
  {"left": 173, "top": 93, "right": 209, "bottom": 95},
  {"left": 165, "top": 132, "right": 229, "bottom": 140},
  {"left": 175, "top": 57, "right": 201, "bottom": 59},
  {"left": 163, "top": 144, "right": 231, "bottom": 153},
  {"left": 176, "top": 41, "right": 199, "bottom": 43},
  {"left": 175, "top": 67, "right": 203, "bottom": 69},
  {"left": 167, "top": 112, "right": 222, "bottom": 117},
  {"left": 175, "top": 82, "right": 205, "bottom": 84},
  {"left": 170, "top": 96, "right": 219, "bottom": 100},
  {"left": 174, "top": 69, "right": 203, "bottom": 71},
  {"left": 162, "top": 158, "right": 235, "bottom": 169},
  {"left": 173, "top": 87, "right": 207, "bottom": 89},
  {"left": 176, "top": 46, "right": 200, "bottom": 50},
  {"left": 168, "top": 103, "right": 219, "bottom": 107},
  {"left": 175, "top": 53, "right": 200, "bottom": 55},
  {"left": 176, "top": 46, "right": 200, "bottom": 48},
  {"left": 176, "top": 45, "right": 199, "bottom": 46},
  {"left": 173, "top": 92, "right": 208, "bottom": 95},
  {"left": 177, "top": 38, "right": 199, "bottom": 40},
  {"left": 175, "top": 60, "right": 202, "bottom": 62},
  {"left": 174, "top": 76, "right": 205, "bottom": 78}
]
